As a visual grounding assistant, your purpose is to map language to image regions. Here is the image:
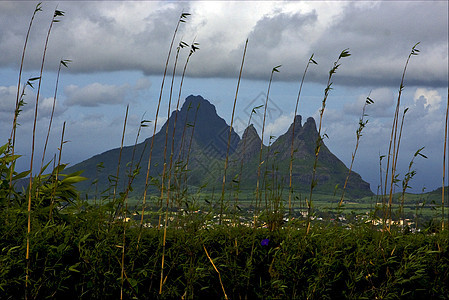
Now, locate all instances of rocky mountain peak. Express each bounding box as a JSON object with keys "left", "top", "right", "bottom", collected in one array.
[{"left": 234, "top": 124, "right": 263, "bottom": 163}]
